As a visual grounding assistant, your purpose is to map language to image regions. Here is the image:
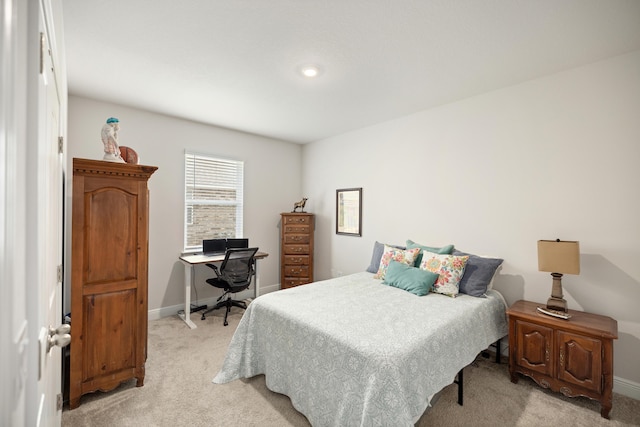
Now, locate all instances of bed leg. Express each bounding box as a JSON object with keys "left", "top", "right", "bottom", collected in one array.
[
  {"left": 482, "top": 339, "right": 502, "bottom": 363},
  {"left": 454, "top": 368, "right": 463, "bottom": 406}
]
